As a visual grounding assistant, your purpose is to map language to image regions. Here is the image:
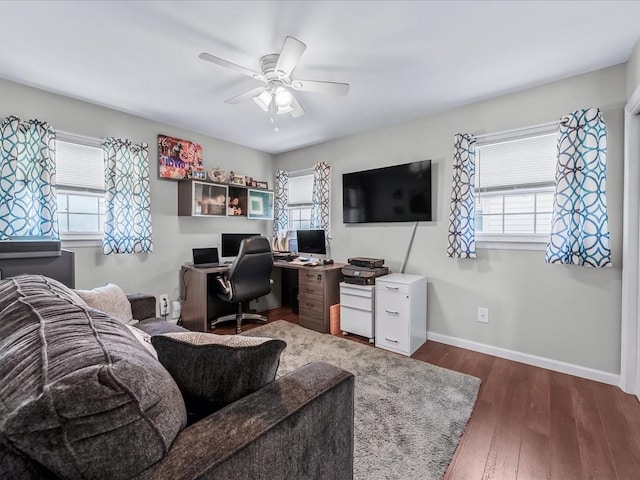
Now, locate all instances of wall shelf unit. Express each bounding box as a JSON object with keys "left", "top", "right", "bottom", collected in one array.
[{"left": 177, "top": 179, "right": 273, "bottom": 219}]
